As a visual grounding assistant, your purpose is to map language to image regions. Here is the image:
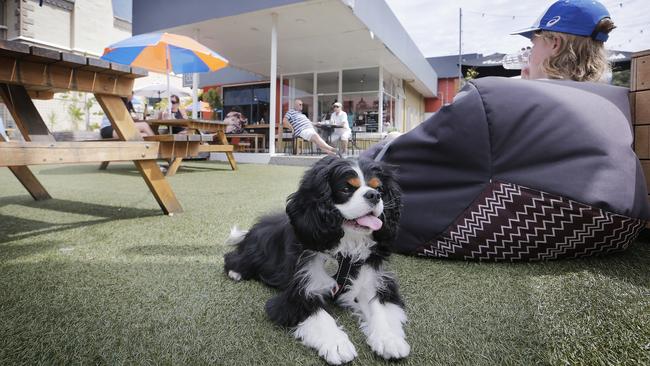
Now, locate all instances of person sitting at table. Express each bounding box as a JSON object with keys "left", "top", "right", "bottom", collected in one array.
[
  {"left": 167, "top": 94, "right": 188, "bottom": 134},
  {"left": 100, "top": 97, "right": 155, "bottom": 138},
  {"left": 283, "top": 99, "right": 337, "bottom": 155},
  {"left": 329, "top": 102, "right": 352, "bottom": 155},
  {"left": 224, "top": 106, "right": 248, "bottom": 134}
]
